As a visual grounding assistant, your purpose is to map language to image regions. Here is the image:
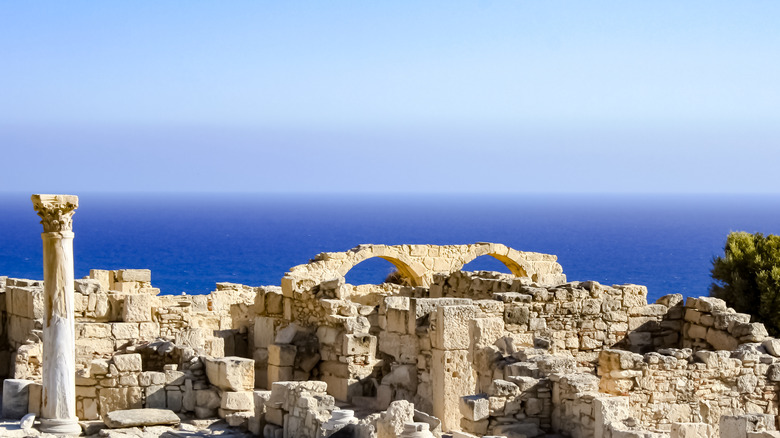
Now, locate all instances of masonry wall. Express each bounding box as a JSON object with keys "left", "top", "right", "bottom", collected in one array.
[{"left": 2, "top": 268, "right": 262, "bottom": 425}]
